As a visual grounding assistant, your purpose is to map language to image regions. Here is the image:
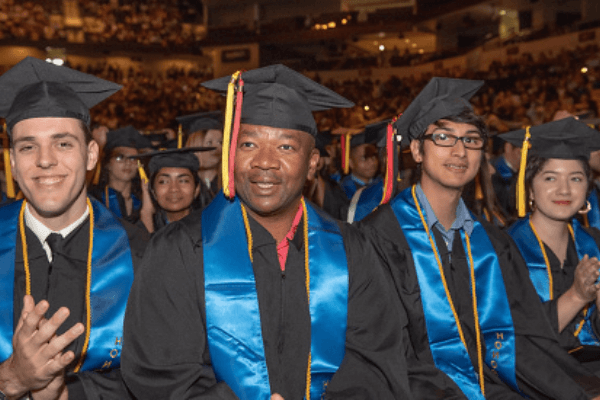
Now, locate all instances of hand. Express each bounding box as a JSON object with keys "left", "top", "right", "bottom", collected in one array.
[
  {"left": 0, "top": 296, "right": 84, "bottom": 397},
  {"left": 31, "top": 373, "right": 68, "bottom": 400},
  {"left": 271, "top": 394, "right": 285, "bottom": 400},
  {"left": 571, "top": 255, "right": 600, "bottom": 304}
]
